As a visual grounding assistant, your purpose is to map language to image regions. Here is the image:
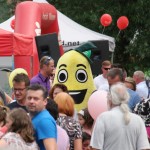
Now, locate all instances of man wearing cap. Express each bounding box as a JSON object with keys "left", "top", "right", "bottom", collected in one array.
[
  {"left": 30, "top": 56, "right": 55, "bottom": 93},
  {"left": 94, "top": 60, "right": 111, "bottom": 91}
]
